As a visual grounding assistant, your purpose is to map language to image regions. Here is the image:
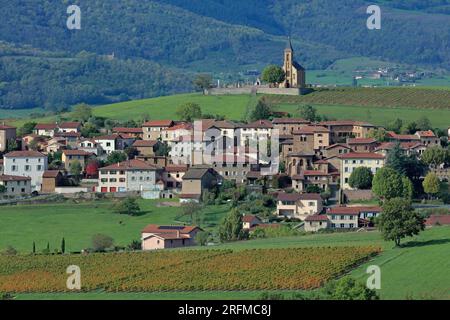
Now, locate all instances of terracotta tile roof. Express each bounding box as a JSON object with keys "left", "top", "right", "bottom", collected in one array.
[
  {"left": 272, "top": 118, "right": 310, "bottom": 125},
  {"left": 34, "top": 123, "right": 58, "bottom": 130},
  {"left": 54, "top": 132, "right": 80, "bottom": 138},
  {"left": 113, "top": 127, "right": 143, "bottom": 134},
  {"left": 100, "top": 159, "right": 158, "bottom": 171},
  {"left": 387, "top": 132, "right": 420, "bottom": 141},
  {"left": 277, "top": 192, "right": 322, "bottom": 202},
  {"left": 303, "top": 170, "right": 329, "bottom": 176},
  {"left": 4, "top": 150, "right": 45, "bottom": 158},
  {"left": 0, "top": 174, "right": 31, "bottom": 182},
  {"left": 0, "top": 124, "right": 16, "bottom": 130},
  {"left": 59, "top": 122, "right": 81, "bottom": 128},
  {"left": 242, "top": 215, "right": 261, "bottom": 223},
  {"left": 132, "top": 140, "right": 158, "bottom": 147},
  {"left": 339, "top": 152, "right": 385, "bottom": 160},
  {"left": 42, "top": 170, "right": 62, "bottom": 178},
  {"left": 165, "top": 165, "right": 188, "bottom": 173},
  {"left": 375, "top": 142, "right": 424, "bottom": 151},
  {"left": 143, "top": 120, "right": 174, "bottom": 127},
  {"left": 141, "top": 224, "right": 200, "bottom": 239},
  {"left": 416, "top": 130, "right": 436, "bottom": 138},
  {"left": 425, "top": 215, "right": 450, "bottom": 226},
  {"left": 63, "top": 150, "right": 93, "bottom": 156},
  {"left": 165, "top": 123, "right": 193, "bottom": 131},
  {"left": 305, "top": 215, "right": 329, "bottom": 222},
  {"left": 292, "top": 126, "right": 330, "bottom": 134}
]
